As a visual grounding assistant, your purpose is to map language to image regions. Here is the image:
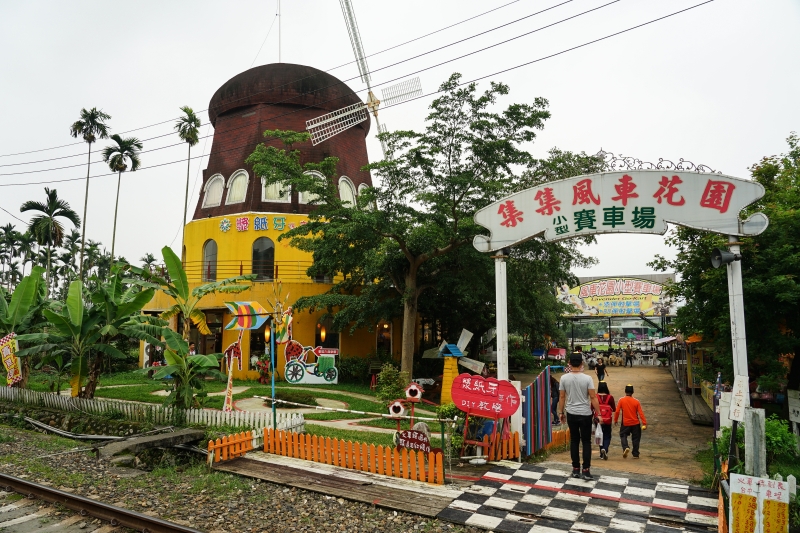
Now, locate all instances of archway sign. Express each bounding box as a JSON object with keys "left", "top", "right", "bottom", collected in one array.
[{"left": 473, "top": 170, "right": 768, "bottom": 398}]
